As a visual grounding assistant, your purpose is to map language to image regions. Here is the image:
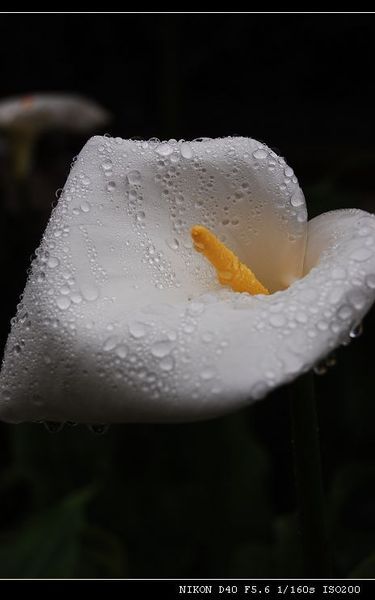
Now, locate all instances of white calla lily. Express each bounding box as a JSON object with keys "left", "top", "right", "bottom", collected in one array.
[{"left": 0, "top": 136, "right": 374, "bottom": 424}]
